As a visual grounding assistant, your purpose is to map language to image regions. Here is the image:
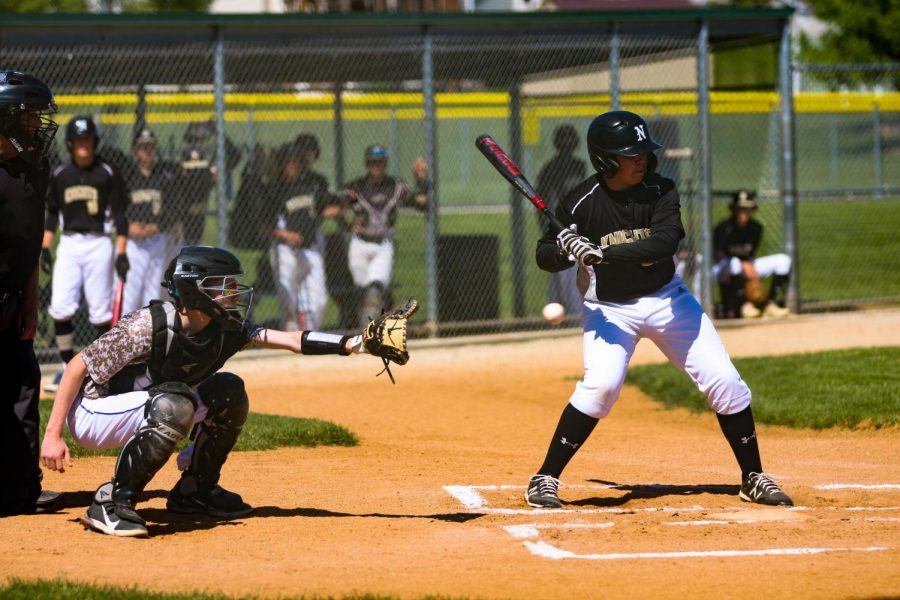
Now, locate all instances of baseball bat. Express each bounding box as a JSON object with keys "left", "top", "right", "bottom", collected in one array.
[
  {"left": 111, "top": 279, "right": 124, "bottom": 326},
  {"left": 475, "top": 134, "right": 567, "bottom": 233}
]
